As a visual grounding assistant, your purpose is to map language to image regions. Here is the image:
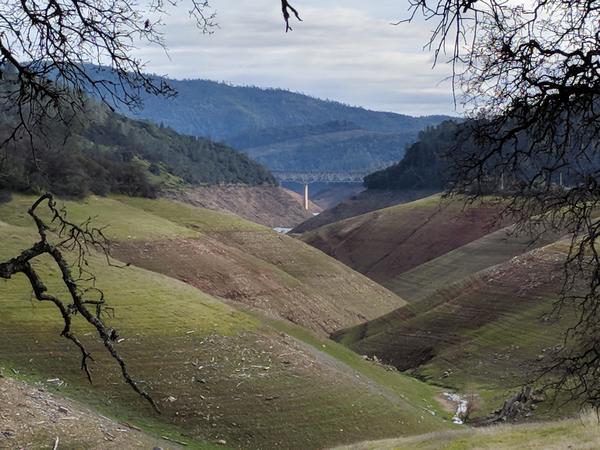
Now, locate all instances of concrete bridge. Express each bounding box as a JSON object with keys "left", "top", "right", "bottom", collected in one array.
[
  {"left": 271, "top": 171, "right": 370, "bottom": 184},
  {"left": 271, "top": 170, "right": 372, "bottom": 210}
]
